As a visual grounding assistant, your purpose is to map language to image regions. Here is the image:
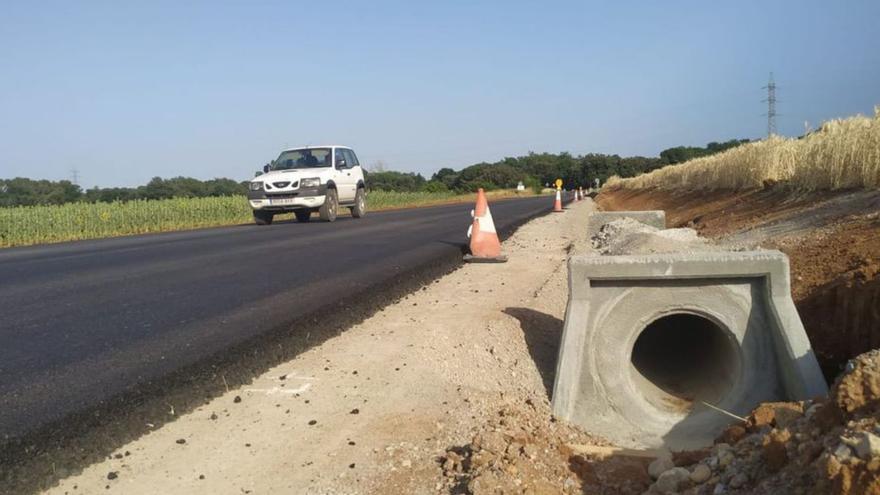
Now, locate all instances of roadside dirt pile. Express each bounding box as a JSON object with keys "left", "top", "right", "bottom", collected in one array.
[
  {"left": 591, "top": 217, "right": 716, "bottom": 255},
  {"left": 639, "top": 349, "right": 880, "bottom": 495},
  {"left": 437, "top": 401, "right": 653, "bottom": 495}
]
